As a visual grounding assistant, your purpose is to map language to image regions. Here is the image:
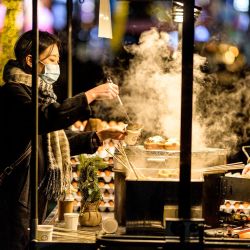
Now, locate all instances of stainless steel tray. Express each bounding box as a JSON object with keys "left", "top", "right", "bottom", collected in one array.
[{"left": 114, "top": 145, "right": 227, "bottom": 171}]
